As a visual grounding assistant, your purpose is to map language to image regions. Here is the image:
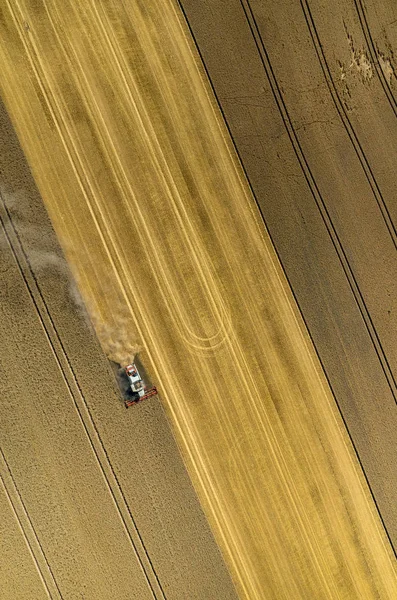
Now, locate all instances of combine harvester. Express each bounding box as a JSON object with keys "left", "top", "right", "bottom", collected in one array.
[{"left": 124, "top": 363, "right": 157, "bottom": 408}]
